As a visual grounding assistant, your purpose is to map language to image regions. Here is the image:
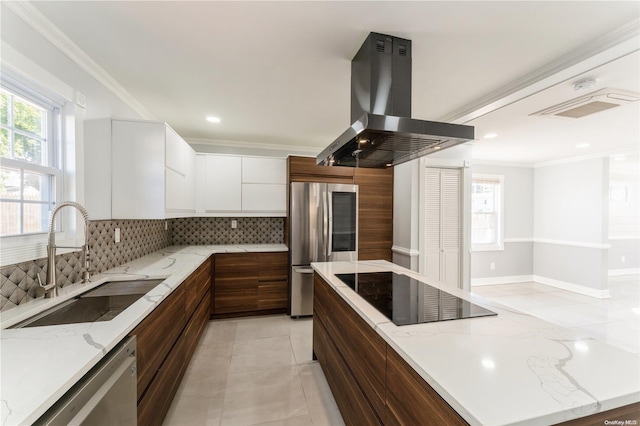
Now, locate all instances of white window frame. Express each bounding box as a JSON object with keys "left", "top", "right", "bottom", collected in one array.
[
  {"left": 1, "top": 84, "right": 63, "bottom": 236},
  {"left": 471, "top": 173, "right": 505, "bottom": 252},
  {"left": 0, "top": 43, "right": 85, "bottom": 266}
]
